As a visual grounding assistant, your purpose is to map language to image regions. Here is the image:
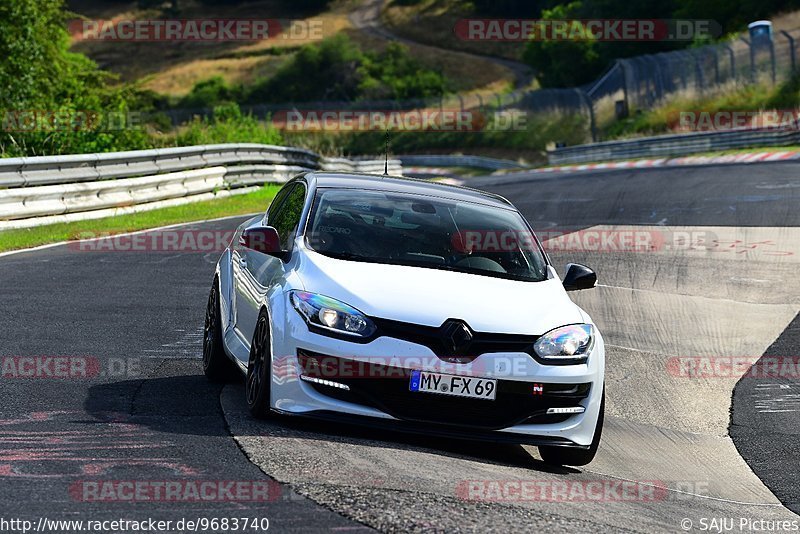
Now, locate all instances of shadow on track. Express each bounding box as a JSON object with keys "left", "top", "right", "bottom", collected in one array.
[{"left": 84, "top": 374, "right": 578, "bottom": 475}]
